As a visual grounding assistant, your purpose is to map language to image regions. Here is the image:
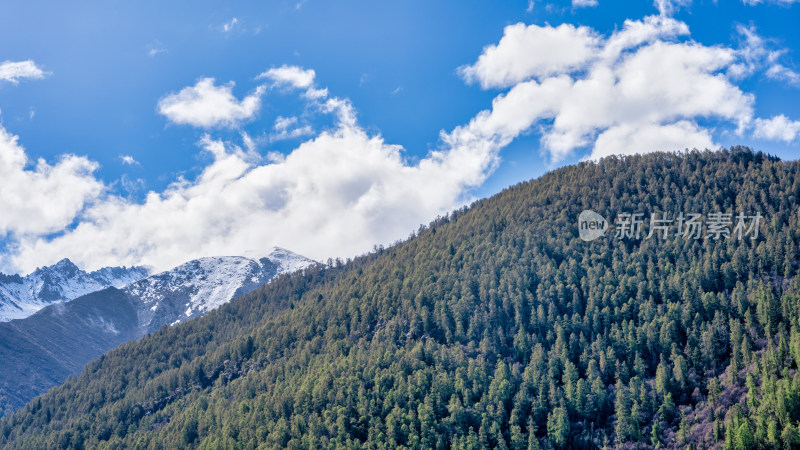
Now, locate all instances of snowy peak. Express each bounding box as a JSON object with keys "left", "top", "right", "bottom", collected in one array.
[
  {"left": 36, "top": 258, "right": 80, "bottom": 275},
  {"left": 126, "top": 250, "right": 316, "bottom": 331},
  {"left": 28, "top": 258, "right": 94, "bottom": 304},
  {"left": 0, "top": 260, "right": 151, "bottom": 321},
  {"left": 127, "top": 256, "right": 261, "bottom": 311},
  {"left": 91, "top": 265, "right": 153, "bottom": 288},
  {"left": 264, "top": 246, "right": 316, "bottom": 273},
  {"left": 0, "top": 248, "right": 313, "bottom": 325},
  {"left": 0, "top": 248, "right": 314, "bottom": 412}
]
